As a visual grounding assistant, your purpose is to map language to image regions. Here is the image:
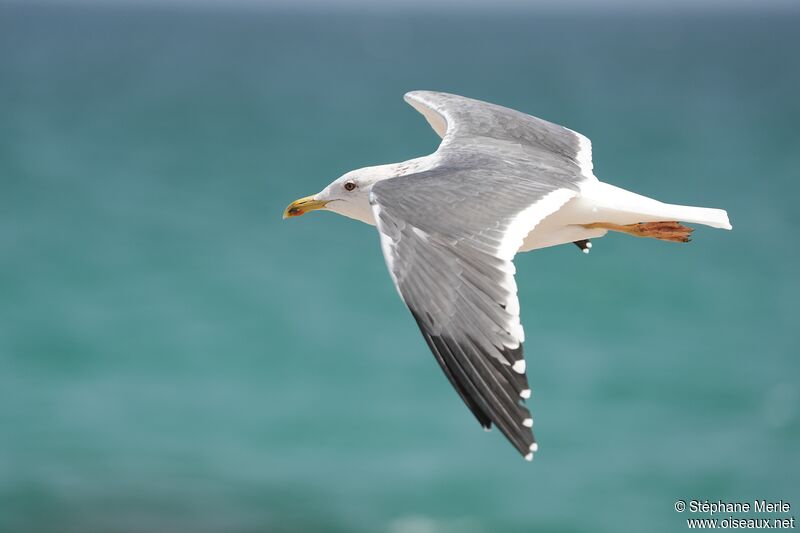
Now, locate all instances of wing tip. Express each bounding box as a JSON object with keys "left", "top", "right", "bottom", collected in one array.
[
  {"left": 403, "top": 90, "right": 434, "bottom": 106},
  {"left": 523, "top": 441, "right": 539, "bottom": 462},
  {"left": 403, "top": 91, "right": 449, "bottom": 139},
  {"left": 404, "top": 89, "right": 444, "bottom": 100}
]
